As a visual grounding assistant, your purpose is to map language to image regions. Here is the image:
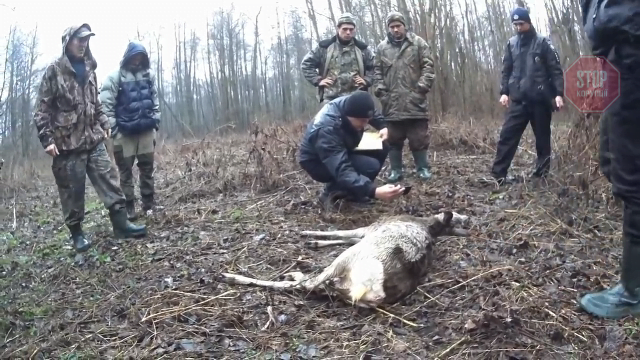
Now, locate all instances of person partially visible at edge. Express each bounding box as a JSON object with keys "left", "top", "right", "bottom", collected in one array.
[
  {"left": 372, "top": 12, "right": 436, "bottom": 183},
  {"left": 578, "top": 0, "right": 640, "bottom": 320},
  {"left": 300, "top": 12, "right": 375, "bottom": 105},
  {"left": 490, "top": 7, "right": 565, "bottom": 185},
  {"left": 100, "top": 41, "right": 161, "bottom": 221},
  {"left": 298, "top": 90, "right": 405, "bottom": 209},
  {"left": 33, "top": 24, "right": 147, "bottom": 253}
]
